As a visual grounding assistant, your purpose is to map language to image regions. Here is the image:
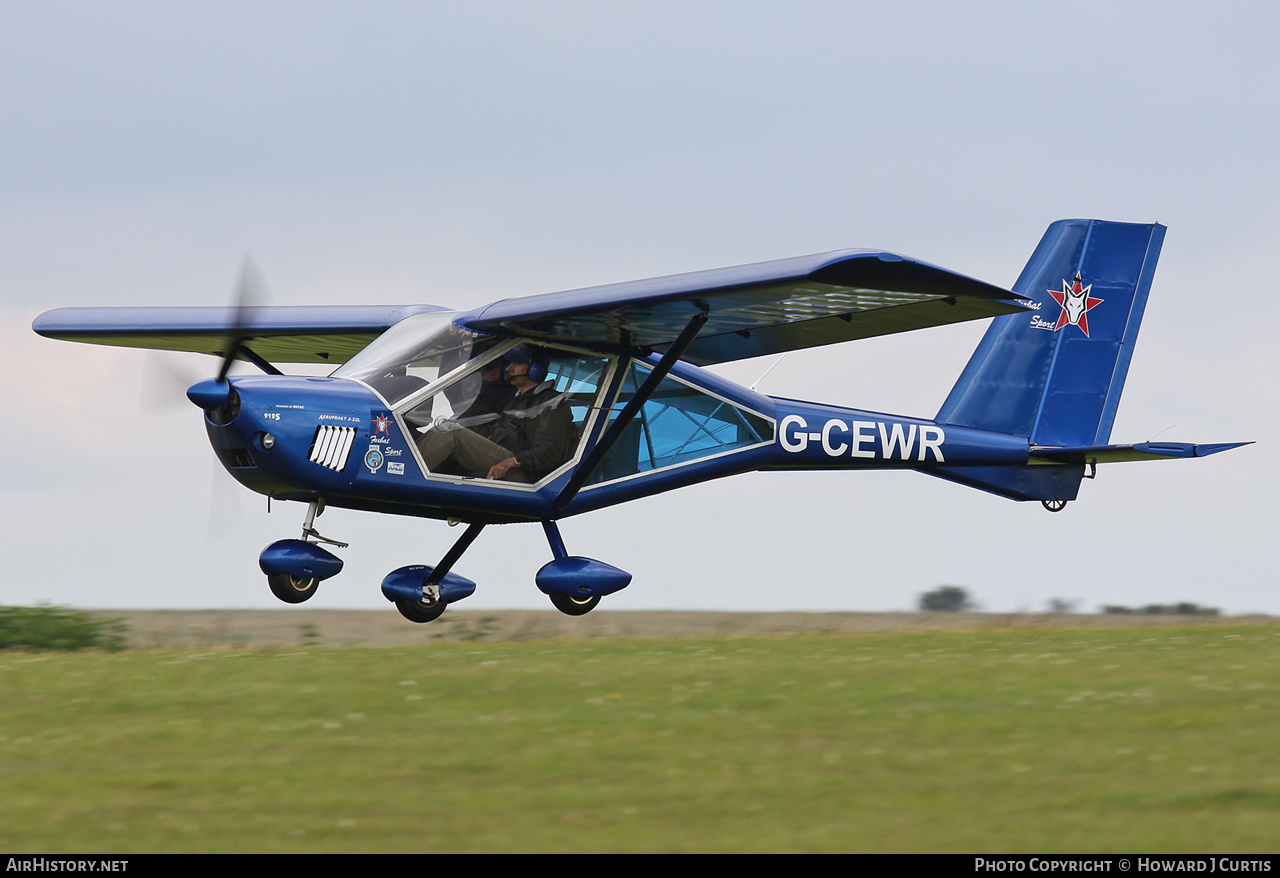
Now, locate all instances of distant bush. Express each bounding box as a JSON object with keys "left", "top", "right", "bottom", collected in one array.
[
  {"left": 918, "top": 586, "right": 974, "bottom": 613},
  {"left": 0, "top": 605, "right": 128, "bottom": 652},
  {"left": 1101, "top": 603, "right": 1220, "bottom": 617}
]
